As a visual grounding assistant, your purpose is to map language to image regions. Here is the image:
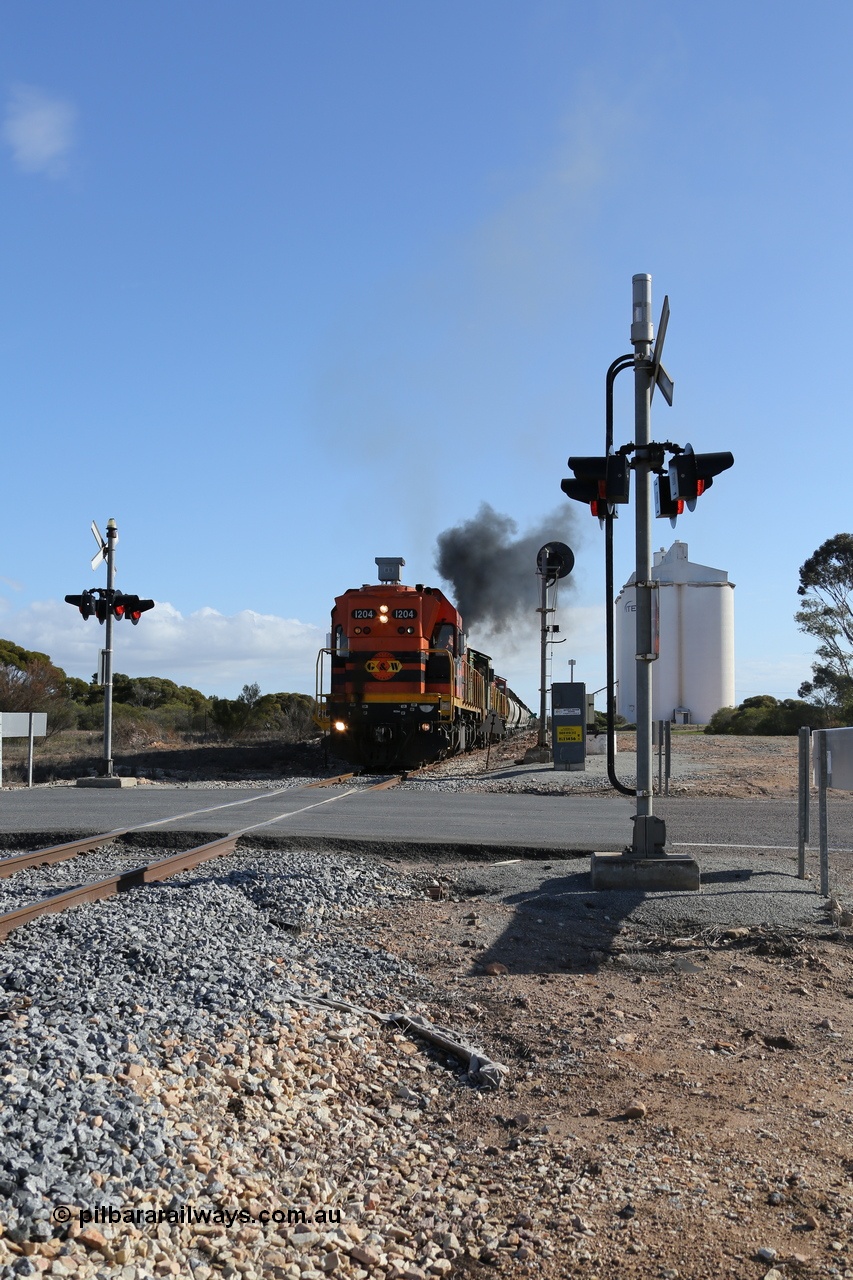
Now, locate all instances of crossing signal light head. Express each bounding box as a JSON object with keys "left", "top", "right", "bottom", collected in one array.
[
  {"left": 654, "top": 473, "right": 684, "bottom": 527},
  {"left": 111, "top": 592, "right": 126, "bottom": 621},
  {"left": 65, "top": 591, "right": 95, "bottom": 620},
  {"left": 668, "top": 444, "right": 734, "bottom": 511},
  {"left": 562, "top": 453, "right": 630, "bottom": 517},
  {"left": 560, "top": 475, "right": 610, "bottom": 517},
  {"left": 94, "top": 598, "right": 109, "bottom": 625},
  {"left": 121, "top": 595, "right": 155, "bottom": 625}
]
